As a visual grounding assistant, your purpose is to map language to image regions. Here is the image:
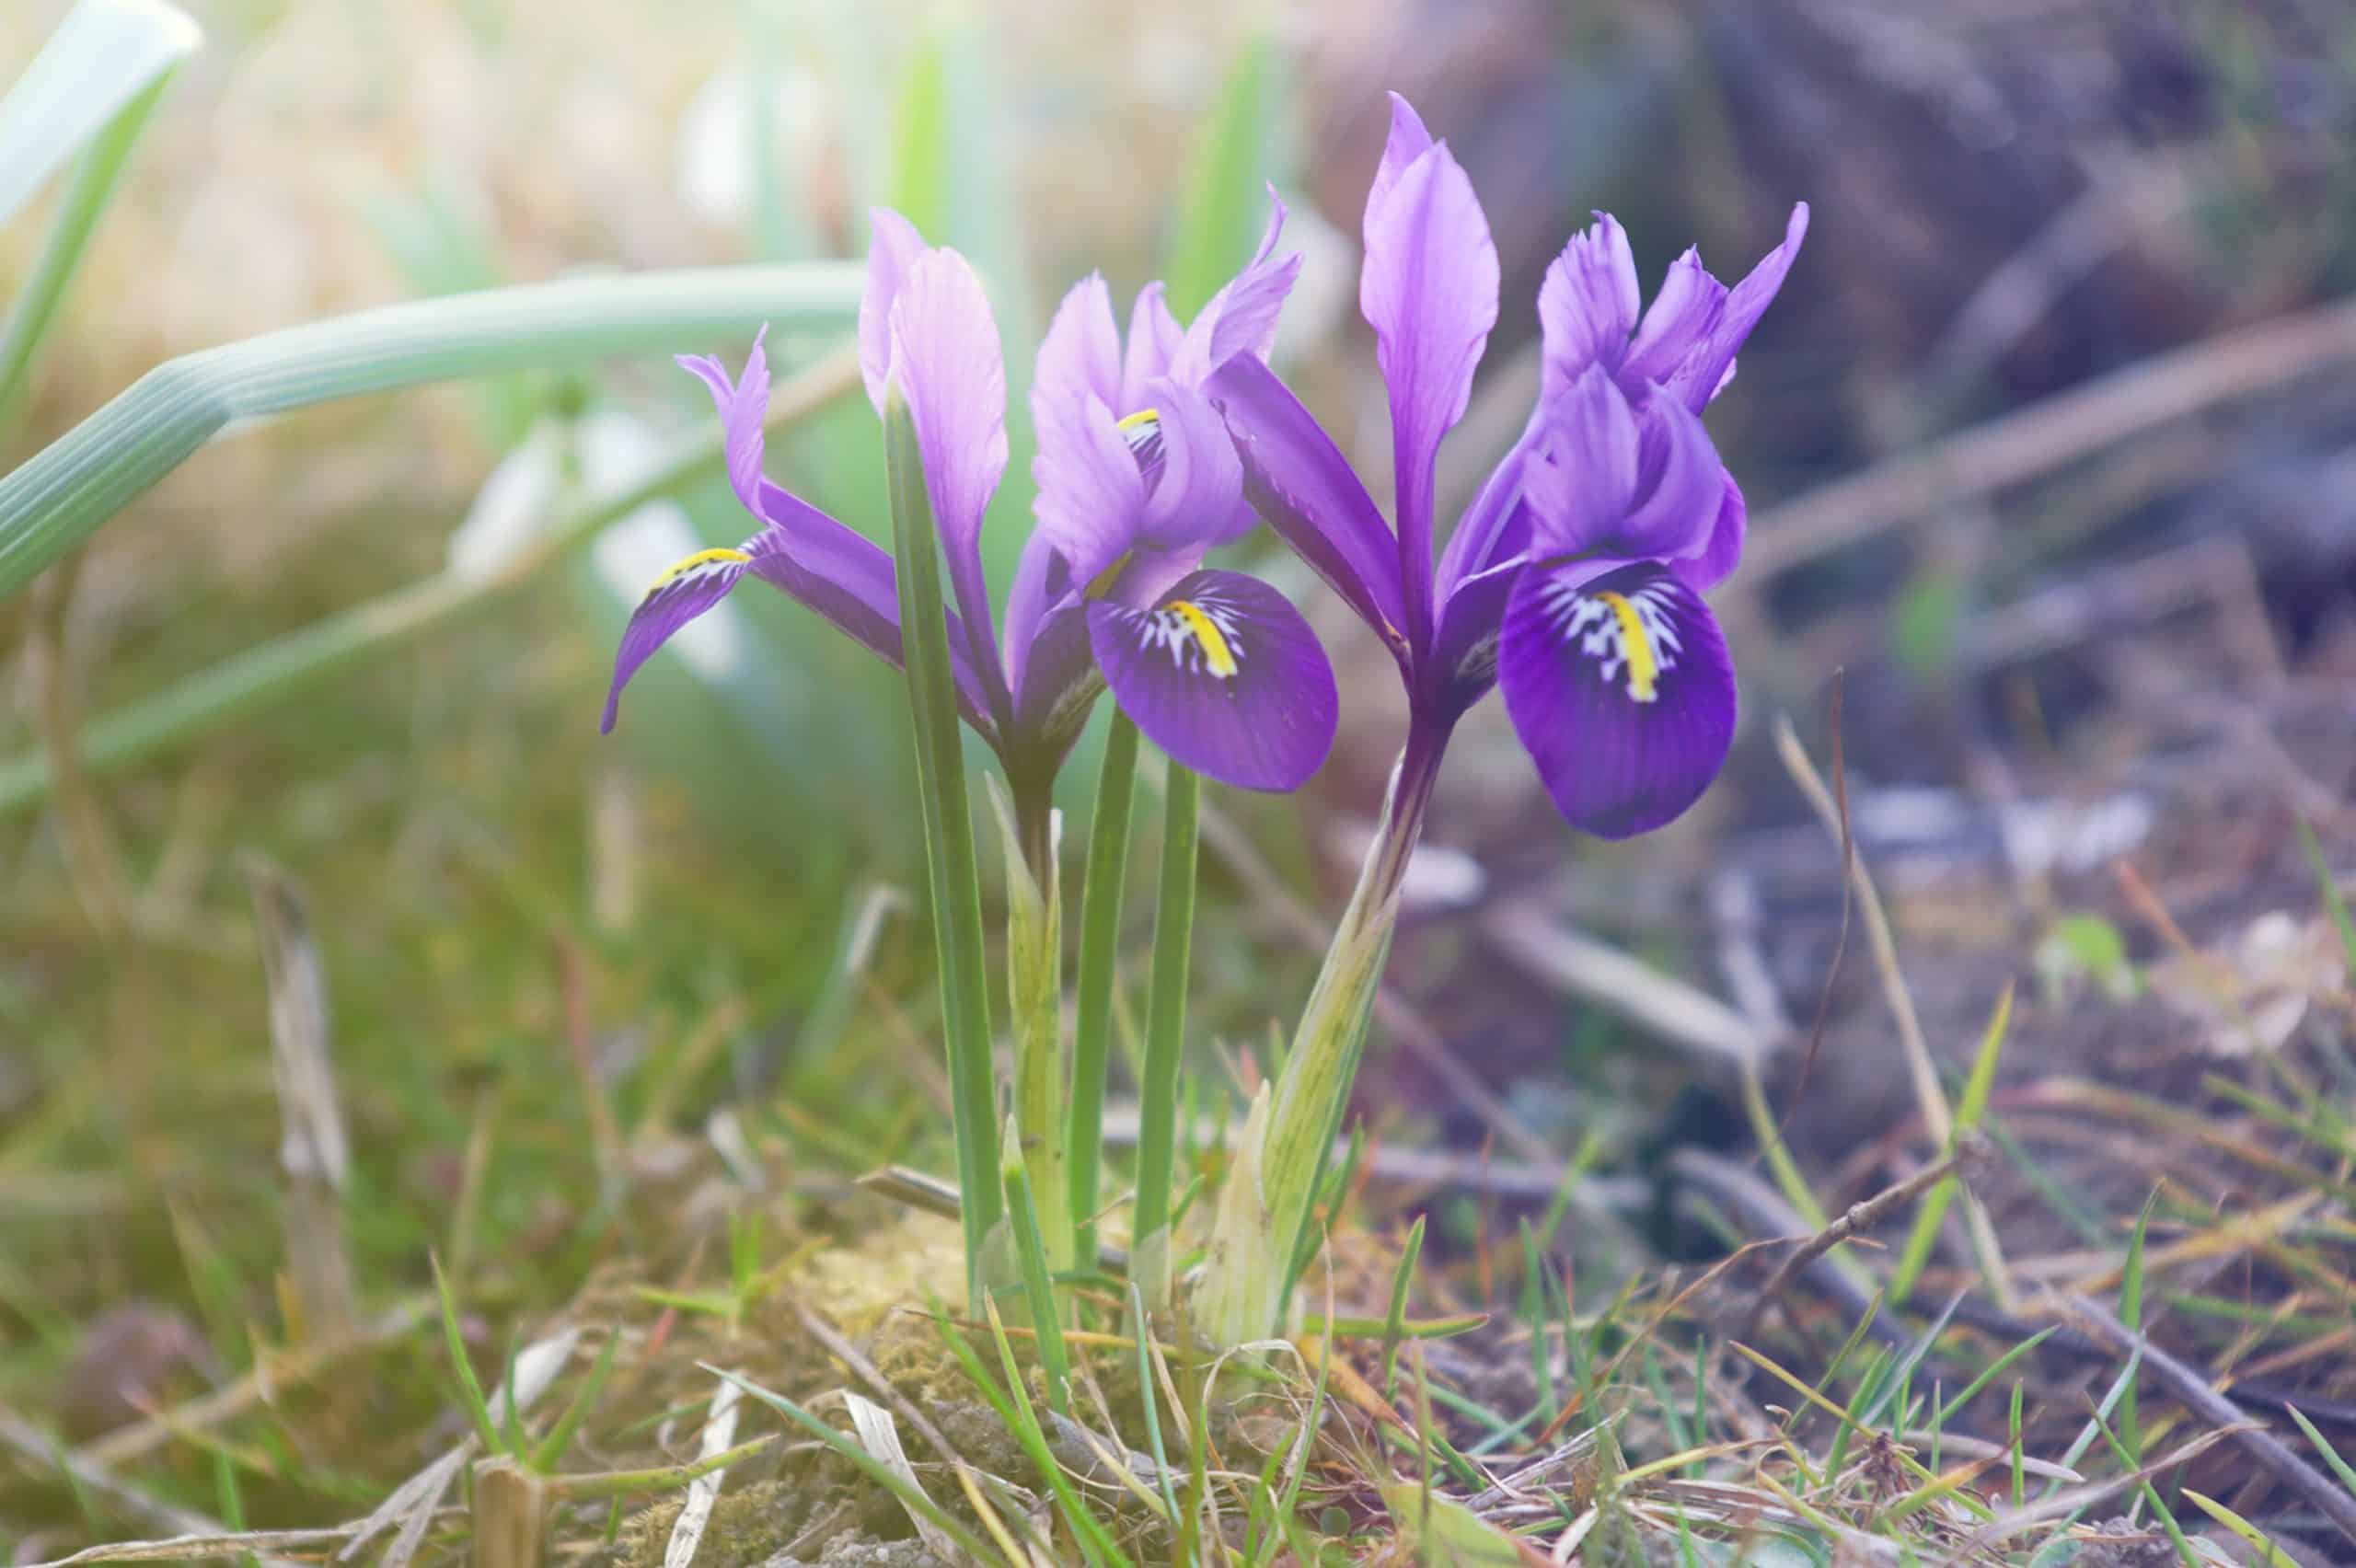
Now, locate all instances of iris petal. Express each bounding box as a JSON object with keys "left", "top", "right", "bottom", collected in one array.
[
  {"left": 602, "top": 544, "right": 752, "bottom": 732},
  {"left": 1035, "top": 272, "right": 1124, "bottom": 418},
  {"left": 1086, "top": 568, "right": 1337, "bottom": 792},
  {"left": 1360, "top": 94, "right": 1498, "bottom": 649},
  {"left": 1207, "top": 354, "right": 1410, "bottom": 660},
  {"left": 1497, "top": 559, "right": 1736, "bottom": 837},
  {"left": 1538, "top": 213, "right": 1639, "bottom": 397}
]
